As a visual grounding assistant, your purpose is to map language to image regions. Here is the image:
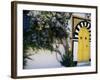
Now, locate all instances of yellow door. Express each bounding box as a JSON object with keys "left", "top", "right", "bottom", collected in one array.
[{"left": 78, "top": 27, "right": 90, "bottom": 62}]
